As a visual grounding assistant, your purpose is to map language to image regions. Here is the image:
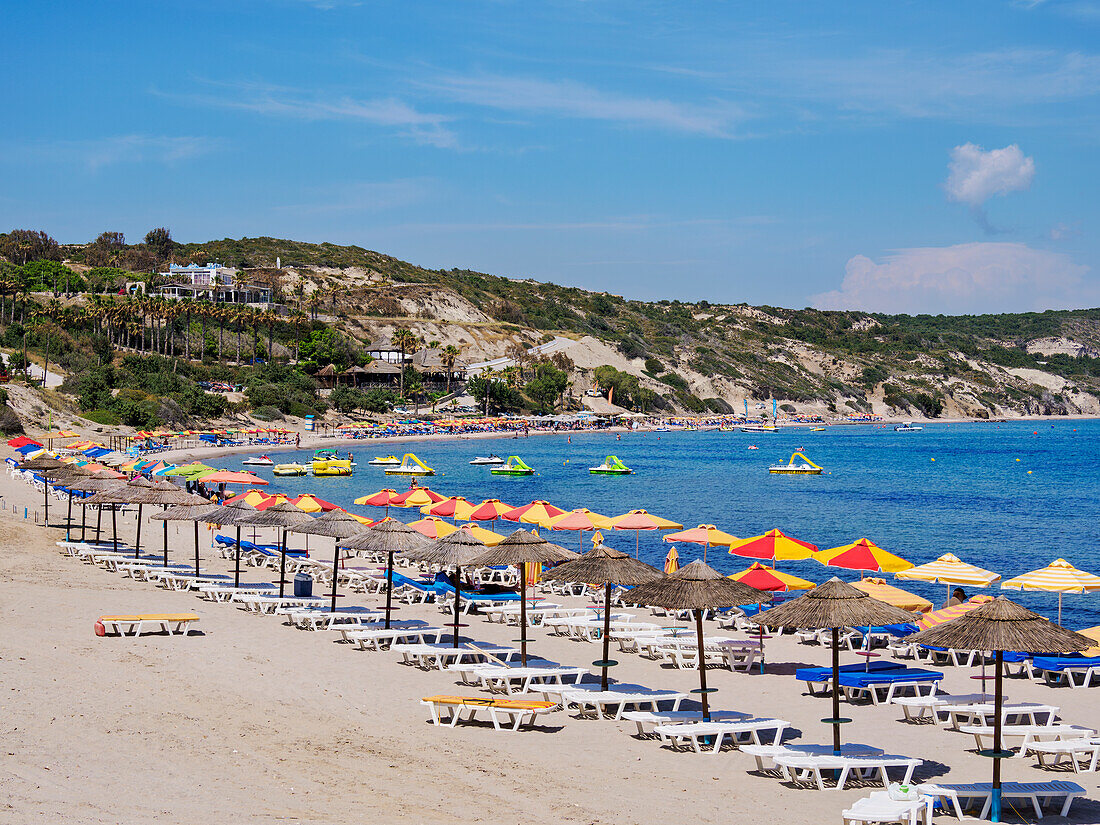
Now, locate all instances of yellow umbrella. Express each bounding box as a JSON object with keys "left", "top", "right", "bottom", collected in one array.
[
  {"left": 728, "top": 562, "right": 814, "bottom": 592},
  {"left": 548, "top": 508, "right": 612, "bottom": 551},
  {"left": 407, "top": 516, "right": 458, "bottom": 540},
  {"left": 1002, "top": 558, "right": 1100, "bottom": 624},
  {"left": 853, "top": 577, "right": 932, "bottom": 613},
  {"left": 727, "top": 528, "right": 817, "bottom": 562},
  {"left": 814, "top": 538, "right": 913, "bottom": 576},
  {"left": 421, "top": 496, "right": 479, "bottom": 521},
  {"left": 458, "top": 524, "right": 505, "bottom": 547},
  {"left": 607, "top": 509, "right": 683, "bottom": 558},
  {"left": 1077, "top": 625, "right": 1100, "bottom": 657},
  {"left": 896, "top": 552, "right": 1000, "bottom": 605},
  {"left": 663, "top": 545, "right": 680, "bottom": 575}
]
